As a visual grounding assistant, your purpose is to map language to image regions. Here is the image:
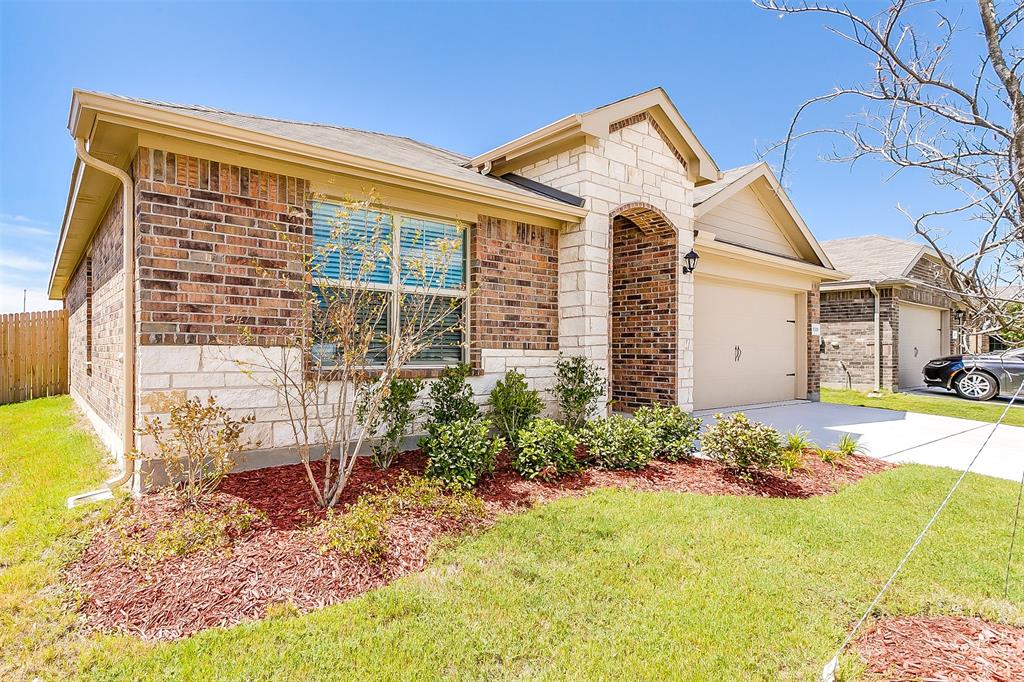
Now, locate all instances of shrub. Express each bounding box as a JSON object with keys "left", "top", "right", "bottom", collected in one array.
[
  {"left": 635, "top": 404, "right": 701, "bottom": 461},
  {"left": 358, "top": 376, "right": 424, "bottom": 469},
  {"left": 138, "top": 395, "right": 257, "bottom": 505},
  {"left": 513, "top": 418, "right": 581, "bottom": 481},
  {"left": 784, "top": 427, "right": 815, "bottom": 453},
  {"left": 316, "top": 474, "right": 484, "bottom": 562},
  {"left": 425, "top": 363, "right": 478, "bottom": 428},
  {"left": 701, "top": 413, "right": 782, "bottom": 477},
  {"left": 778, "top": 447, "right": 806, "bottom": 477},
  {"left": 552, "top": 354, "right": 606, "bottom": 432},
  {"left": 488, "top": 370, "right": 544, "bottom": 447},
  {"left": 581, "top": 415, "right": 656, "bottom": 471},
  {"left": 423, "top": 418, "right": 504, "bottom": 490},
  {"left": 836, "top": 433, "right": 866, "bottom": 457},
  {"left": 319, "top": 498, "right": 390, "bottom": 563},
  {"left": 117, "top": 499, "right": 264, "bottom": 567}
]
